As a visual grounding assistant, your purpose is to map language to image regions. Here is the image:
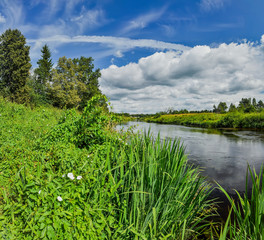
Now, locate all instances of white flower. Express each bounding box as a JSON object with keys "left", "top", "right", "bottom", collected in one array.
[
  {"left": 87, "top": 155, "right": 90, "bottom": 158},
  {"left": 62, "top": 174, "right": 65, "bottom": 177},
  {"left": 57, "top": 196, "right": 63, "bottom": 202},
  {"left": 77, "top": 176, "right": 82, "bottom": 180},
  {"left": 38, "top": 190, "right": 41, "bottom": 194},
  {"left": 67, "top": 173, "right": 74, "bottom": 180}
]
